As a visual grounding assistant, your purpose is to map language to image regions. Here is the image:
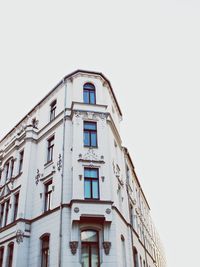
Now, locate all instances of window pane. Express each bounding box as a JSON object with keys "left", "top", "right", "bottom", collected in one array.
[
  {"left": 84, "top": 122, "right": 96, "bottom": 130},
  {"left": 92, "top": 181, "right": 99, "bottom": 199},
  {"left": 84, "top": 169, "right": 98, "bottom": 178},
  {"left": 81, "top": 244, "right": 89, "bottom": 267},
  {"left": 84, "top": 180, "right": 91, "bottom": 198},
  {"left": 84, "top": 132, "right": 90, "bottom": 146},
  {"left": 90, "top": 91, "right": 95, "bottom": 104},
  {"left": 91, "top": 245, "right": 99, "bottom": 267},
  {"left": 81, "top": 231, "right": 98, "bottom": 242},
  {"left": 91, "top": 133, "right": 97, "bottom": 147},
  {"left": 84, "top": 83, "right": 95, "bottom": 90},
  {"left": 83, "top": 91, "right": 89, "bottom": 104}
]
